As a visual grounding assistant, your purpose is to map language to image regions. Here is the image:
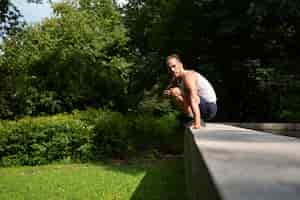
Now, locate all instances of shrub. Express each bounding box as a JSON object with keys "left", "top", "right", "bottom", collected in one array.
[
  {"left": 0, "top": 109, "right": 182, "bottom": 167},
  {"left": 132, "top": 112, "right": 182, "bottom": 153},
  {"left": 93, "top": 110, "right": 134, "bottom": 159},
  {"left": 0, "top": 114, "right": 94, "bottom": 166}
]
